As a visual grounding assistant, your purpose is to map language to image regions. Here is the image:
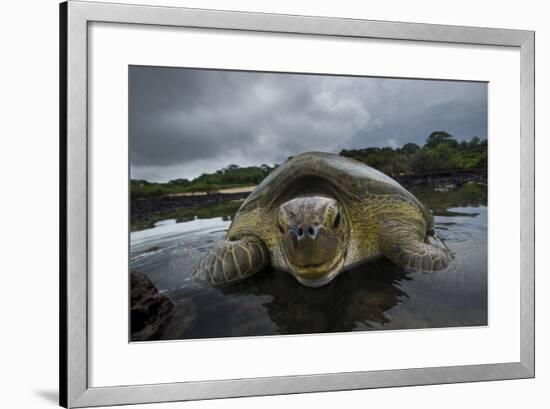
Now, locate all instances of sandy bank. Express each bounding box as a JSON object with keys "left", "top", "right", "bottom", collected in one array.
[{"left": 167, "top": 185, "right": 256, "bottom": 197}]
